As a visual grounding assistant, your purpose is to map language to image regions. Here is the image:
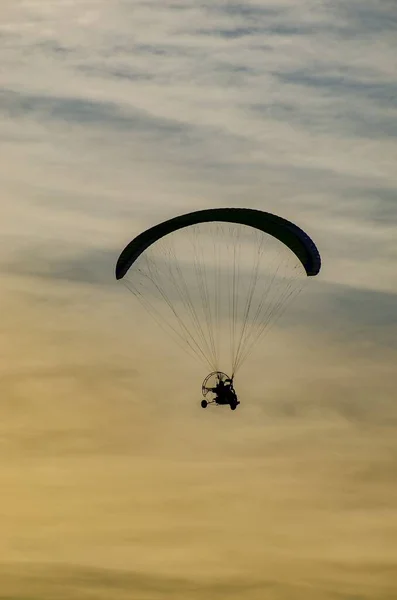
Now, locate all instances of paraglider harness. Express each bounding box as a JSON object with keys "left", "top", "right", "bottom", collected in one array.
[{"left": 201, "top": 372, "right": 240, "bottom": 411}]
